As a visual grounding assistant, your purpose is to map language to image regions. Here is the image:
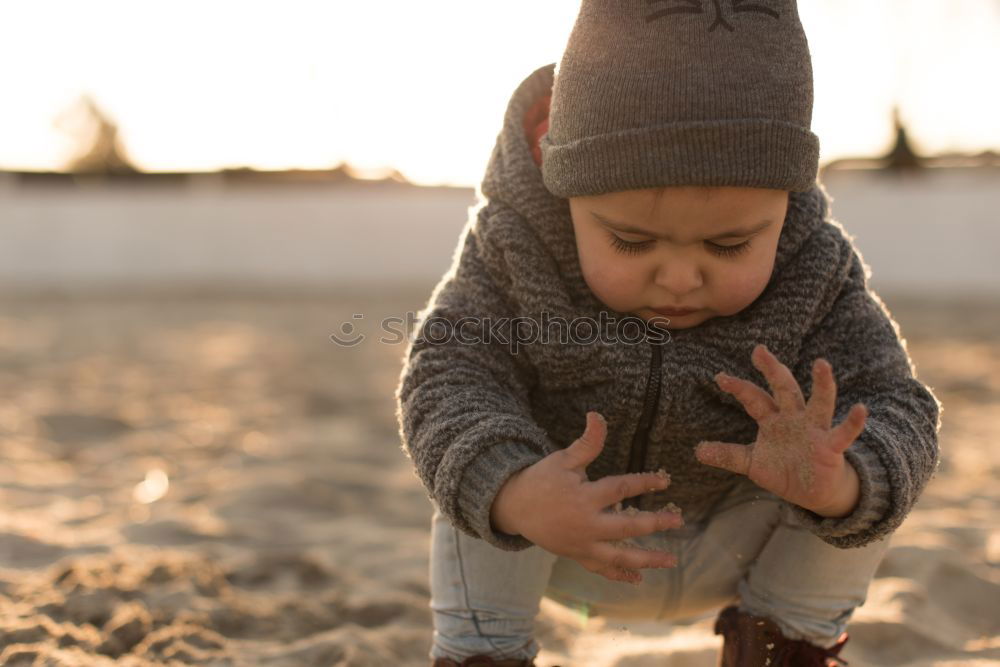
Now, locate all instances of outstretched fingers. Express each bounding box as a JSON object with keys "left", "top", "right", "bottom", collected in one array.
[
  {"left": 750, "top": 343, "right": 806, "bottom": 413},
  {"left": 829, "top": 402, "right": 869, "bottom": 454},
  {"left": 715, "top": 372, "right": 779, "bottom": 422},
  {"left": 574, "top": 554, "right": 639, "bottom": 583},
  {"left": 591, "top": 562, "right": 643, "bottom": 584},
  {"left": 594, "top": 507, "right": 685, "bottom": 542},
  {"left": 589, "top": 541, "right": 678, "bottom": 573},
  {"left": 695, "top": 440, "right": 753, "bottom": 475},
  {"left": 562, "top": 411, "right": 608, "bottom": 470},
  {"left": 590, "top": 472, "right": 670, "bottom": 508},
  {"left": 806, "top": 357, "right": 837, "bottom": 430}
]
